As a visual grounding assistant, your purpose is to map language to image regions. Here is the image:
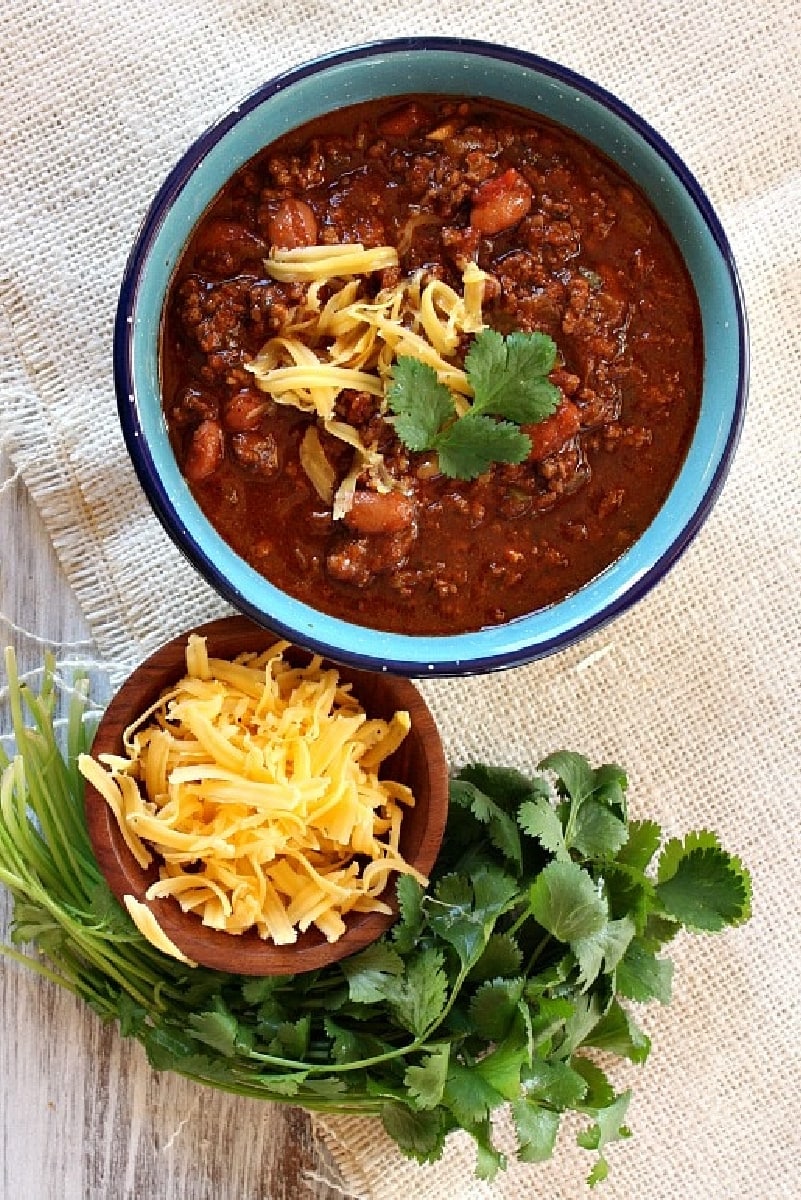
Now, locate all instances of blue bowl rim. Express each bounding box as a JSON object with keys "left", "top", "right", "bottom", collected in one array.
[{"left": 114, "top": 36, "right": 749, "bottom": 677}]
